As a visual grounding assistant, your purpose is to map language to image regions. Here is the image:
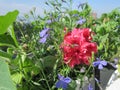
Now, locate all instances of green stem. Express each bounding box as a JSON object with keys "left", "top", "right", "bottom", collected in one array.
[
  {"left": 16, "top": 23, "right": 26, "bottom": 41},
  {"left": 19, "top": 55, "right": 24, "bottom": 75},
  {"left": 32, "top": 50, "right": 51, "bottom": 90},
  {"left": 80, "top": 52, "right": 94, "bottom": 88},
  {"left": 80, "top": 64, "right": 92, "bottom": 88},
  {"left": 83, "top": 64, "right": 92, "bottom": 78}
]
